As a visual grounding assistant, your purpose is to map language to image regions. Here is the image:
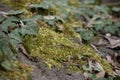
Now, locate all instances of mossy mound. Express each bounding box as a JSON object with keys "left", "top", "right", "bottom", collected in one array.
[
  {"left": 23, "top": 26, "right": 114, "bottom": 76},
  {"left": 1, "top": 0, "right": 43, "bottom": 10}
]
